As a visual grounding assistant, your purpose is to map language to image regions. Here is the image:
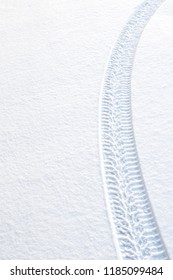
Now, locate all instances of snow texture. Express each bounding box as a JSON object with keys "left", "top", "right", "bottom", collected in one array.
[
  {"left": 100, "top": 0, "right": 168, "bottom": 259},
  {"left": 132, "top": 0, "right": 173, "bottom": 260},
  {"left": 0, "top": 0, "right": 172, "bottom": 259}
]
